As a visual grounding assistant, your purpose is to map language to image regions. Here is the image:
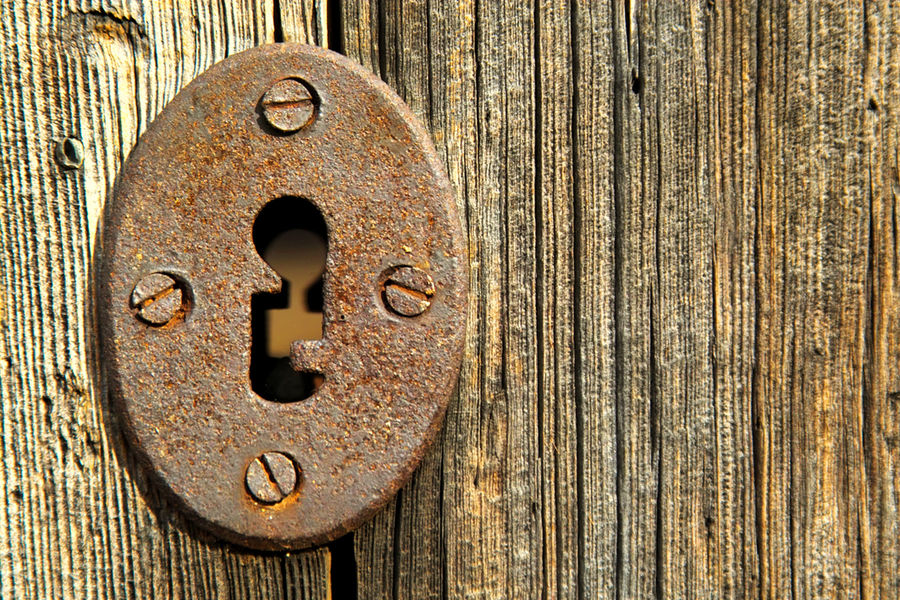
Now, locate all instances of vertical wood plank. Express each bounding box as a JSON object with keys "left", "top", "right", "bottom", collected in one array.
[
  {"left": 609, "top": 0, "right": 658, "bottom": 596},
  {"left": 704, "top": 1, "right": 761, "bottom": 597},
  {"left": 615, "top": 2, "right": 722, "bottom": 597},
  {"left": 0, "top": 2, "right": 331, "bottom": 599},
  {"left": 755, "top": 1, "right": 873, "bottom": 597},
  {"left": 861, "top": 3, "right": 900, "bottom": 596},
  {"left": 572, "top": 0, "right": 620, "bottom": 595},
  {"left": 649, "top": 4, "right": 719, "bottom": 593},
  {"left": 438, "top": 3, "right": 543, "bottom": 596},
  {"left": 536, "top": 1, "right": 580, "bottom": 598},
  {"left": 278, "top": 0, "right": 328, "bottom": 45}
]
